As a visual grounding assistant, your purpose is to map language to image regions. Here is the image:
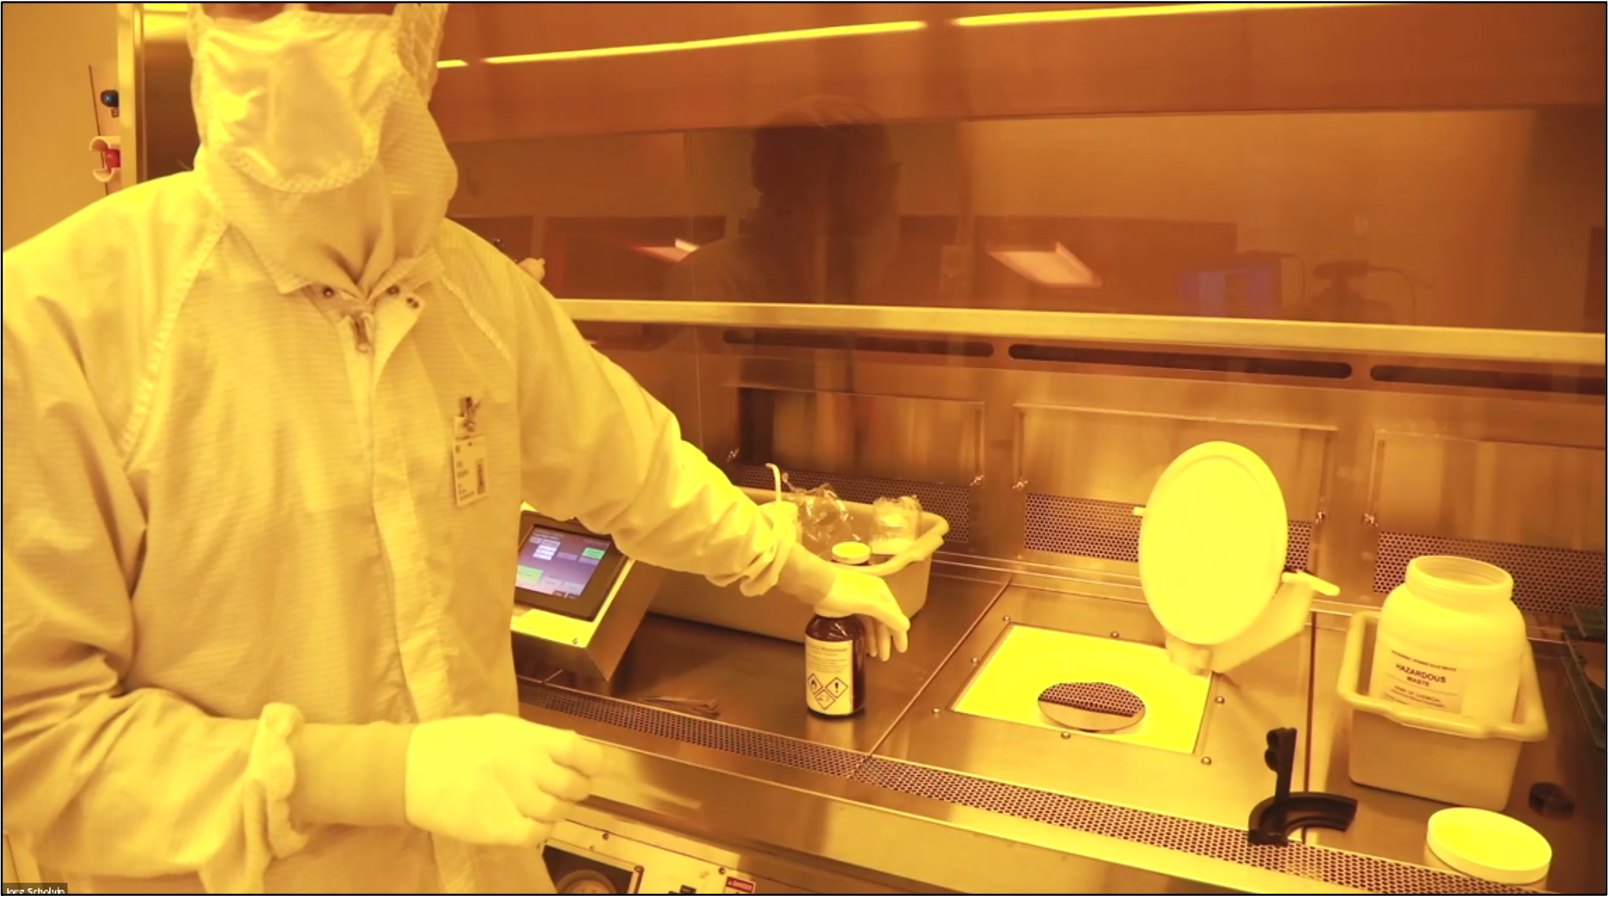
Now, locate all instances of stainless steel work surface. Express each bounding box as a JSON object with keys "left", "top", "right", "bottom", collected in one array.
[
  {"left": 568, "top": 572, "right": 1009, "bottom": 753},
  {"left": 520, "top": 572, "right": 1579, "bottom": 894},
  {"left": 878, "top": 586, "right": 1312, "bottom": 831},
  {"left": 1308, "top": 623, "right": 1608, "bottom": 895}
]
